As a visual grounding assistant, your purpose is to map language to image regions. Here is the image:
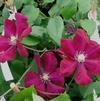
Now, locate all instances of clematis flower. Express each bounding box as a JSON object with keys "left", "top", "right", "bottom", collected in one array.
[
  {"left": 24, "top": 52, "right": 65, "bottom": 99},
  {"left": 0, "top": 13, "right": 32, "bottom": 62},
  {"left": 59, "top": 29, "right": 100, "bottom": 86}
]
